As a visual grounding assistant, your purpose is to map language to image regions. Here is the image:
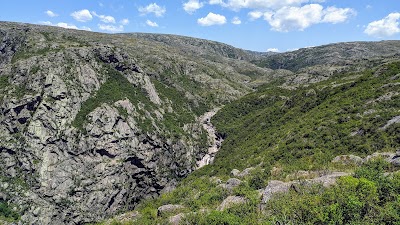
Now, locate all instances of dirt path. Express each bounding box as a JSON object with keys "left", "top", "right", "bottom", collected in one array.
[{"left": 196, "top": 108, "right": 223, "bottom": 169}]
